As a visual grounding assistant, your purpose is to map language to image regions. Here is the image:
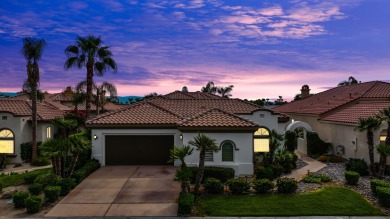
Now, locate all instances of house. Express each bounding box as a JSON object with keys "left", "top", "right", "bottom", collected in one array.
[
  {"left": 0, "top": 87, "right": 124, "bottom": 163},
  {"left": 274, "top": 81, "right": 390, "bottom": 162},
  {"left": 0, "top": 99, "right": 64, "bottom": 162},
  {"left": 86, "top": 91, "right": 289, "bottom": 176}
]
